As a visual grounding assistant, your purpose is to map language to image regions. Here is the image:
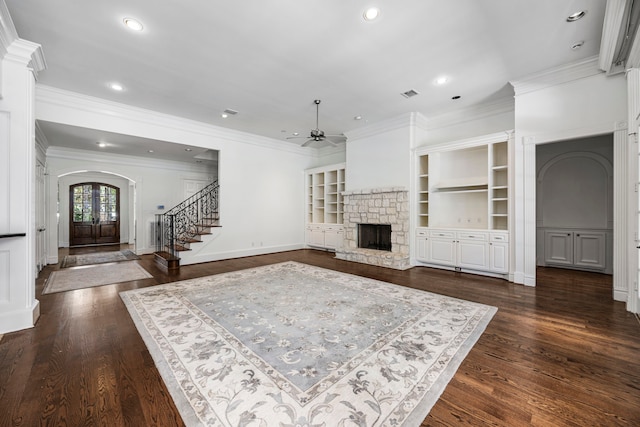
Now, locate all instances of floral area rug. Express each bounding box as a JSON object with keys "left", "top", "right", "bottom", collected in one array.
[
  {"left": 60, "top": 249, "right": 140, "bottom": 268},
  {"left": 120, "top": 261, "right": 496, "bottom": 426},
  {"left": 43, "top": 262, "right": 153, "bottom": 294}
]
